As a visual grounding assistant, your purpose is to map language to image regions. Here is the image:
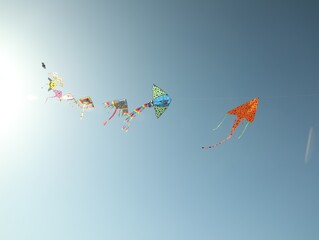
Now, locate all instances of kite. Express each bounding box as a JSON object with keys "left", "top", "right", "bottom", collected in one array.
[
  {"left": 45, "top": 91, "right": 78, "bottom": 107},
  {"left": 59, "top": 93, "right": 78, "bottom": 106},
  {"left": 202, "top": 97, "right": 259, "bottom": 149},
  {"left": 122, "top": 84, "right": 172, "bottom": 131},
  {"left": 42, "top": 72, "right": 64, "bottom": 91},
  {"left": 60, "top": 93, "right": 76, "bottom": 101},
  {"left": 48, "top": 72, "right": 64, "bottom": 87},
  {"left": 77, "top": 96, "right": 94, "bottom": 120},
  {"left": 45, "top": 89, "right": 62, "bottom": 103},
  {"left": 103, "top": 99, "right": 129, "bottom": 125},
  {"left": 42, "top": 62, "right": 46, "bottom": 69},
  {"left": 46, "top": 77, "right": 57, "bottom": 91}
]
